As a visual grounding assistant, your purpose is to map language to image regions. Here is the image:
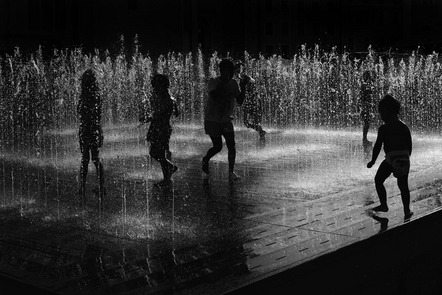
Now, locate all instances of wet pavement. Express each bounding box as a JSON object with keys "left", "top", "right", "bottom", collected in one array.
[{"left": 1, "top": 123, "right": 442, "bottom": 294}]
